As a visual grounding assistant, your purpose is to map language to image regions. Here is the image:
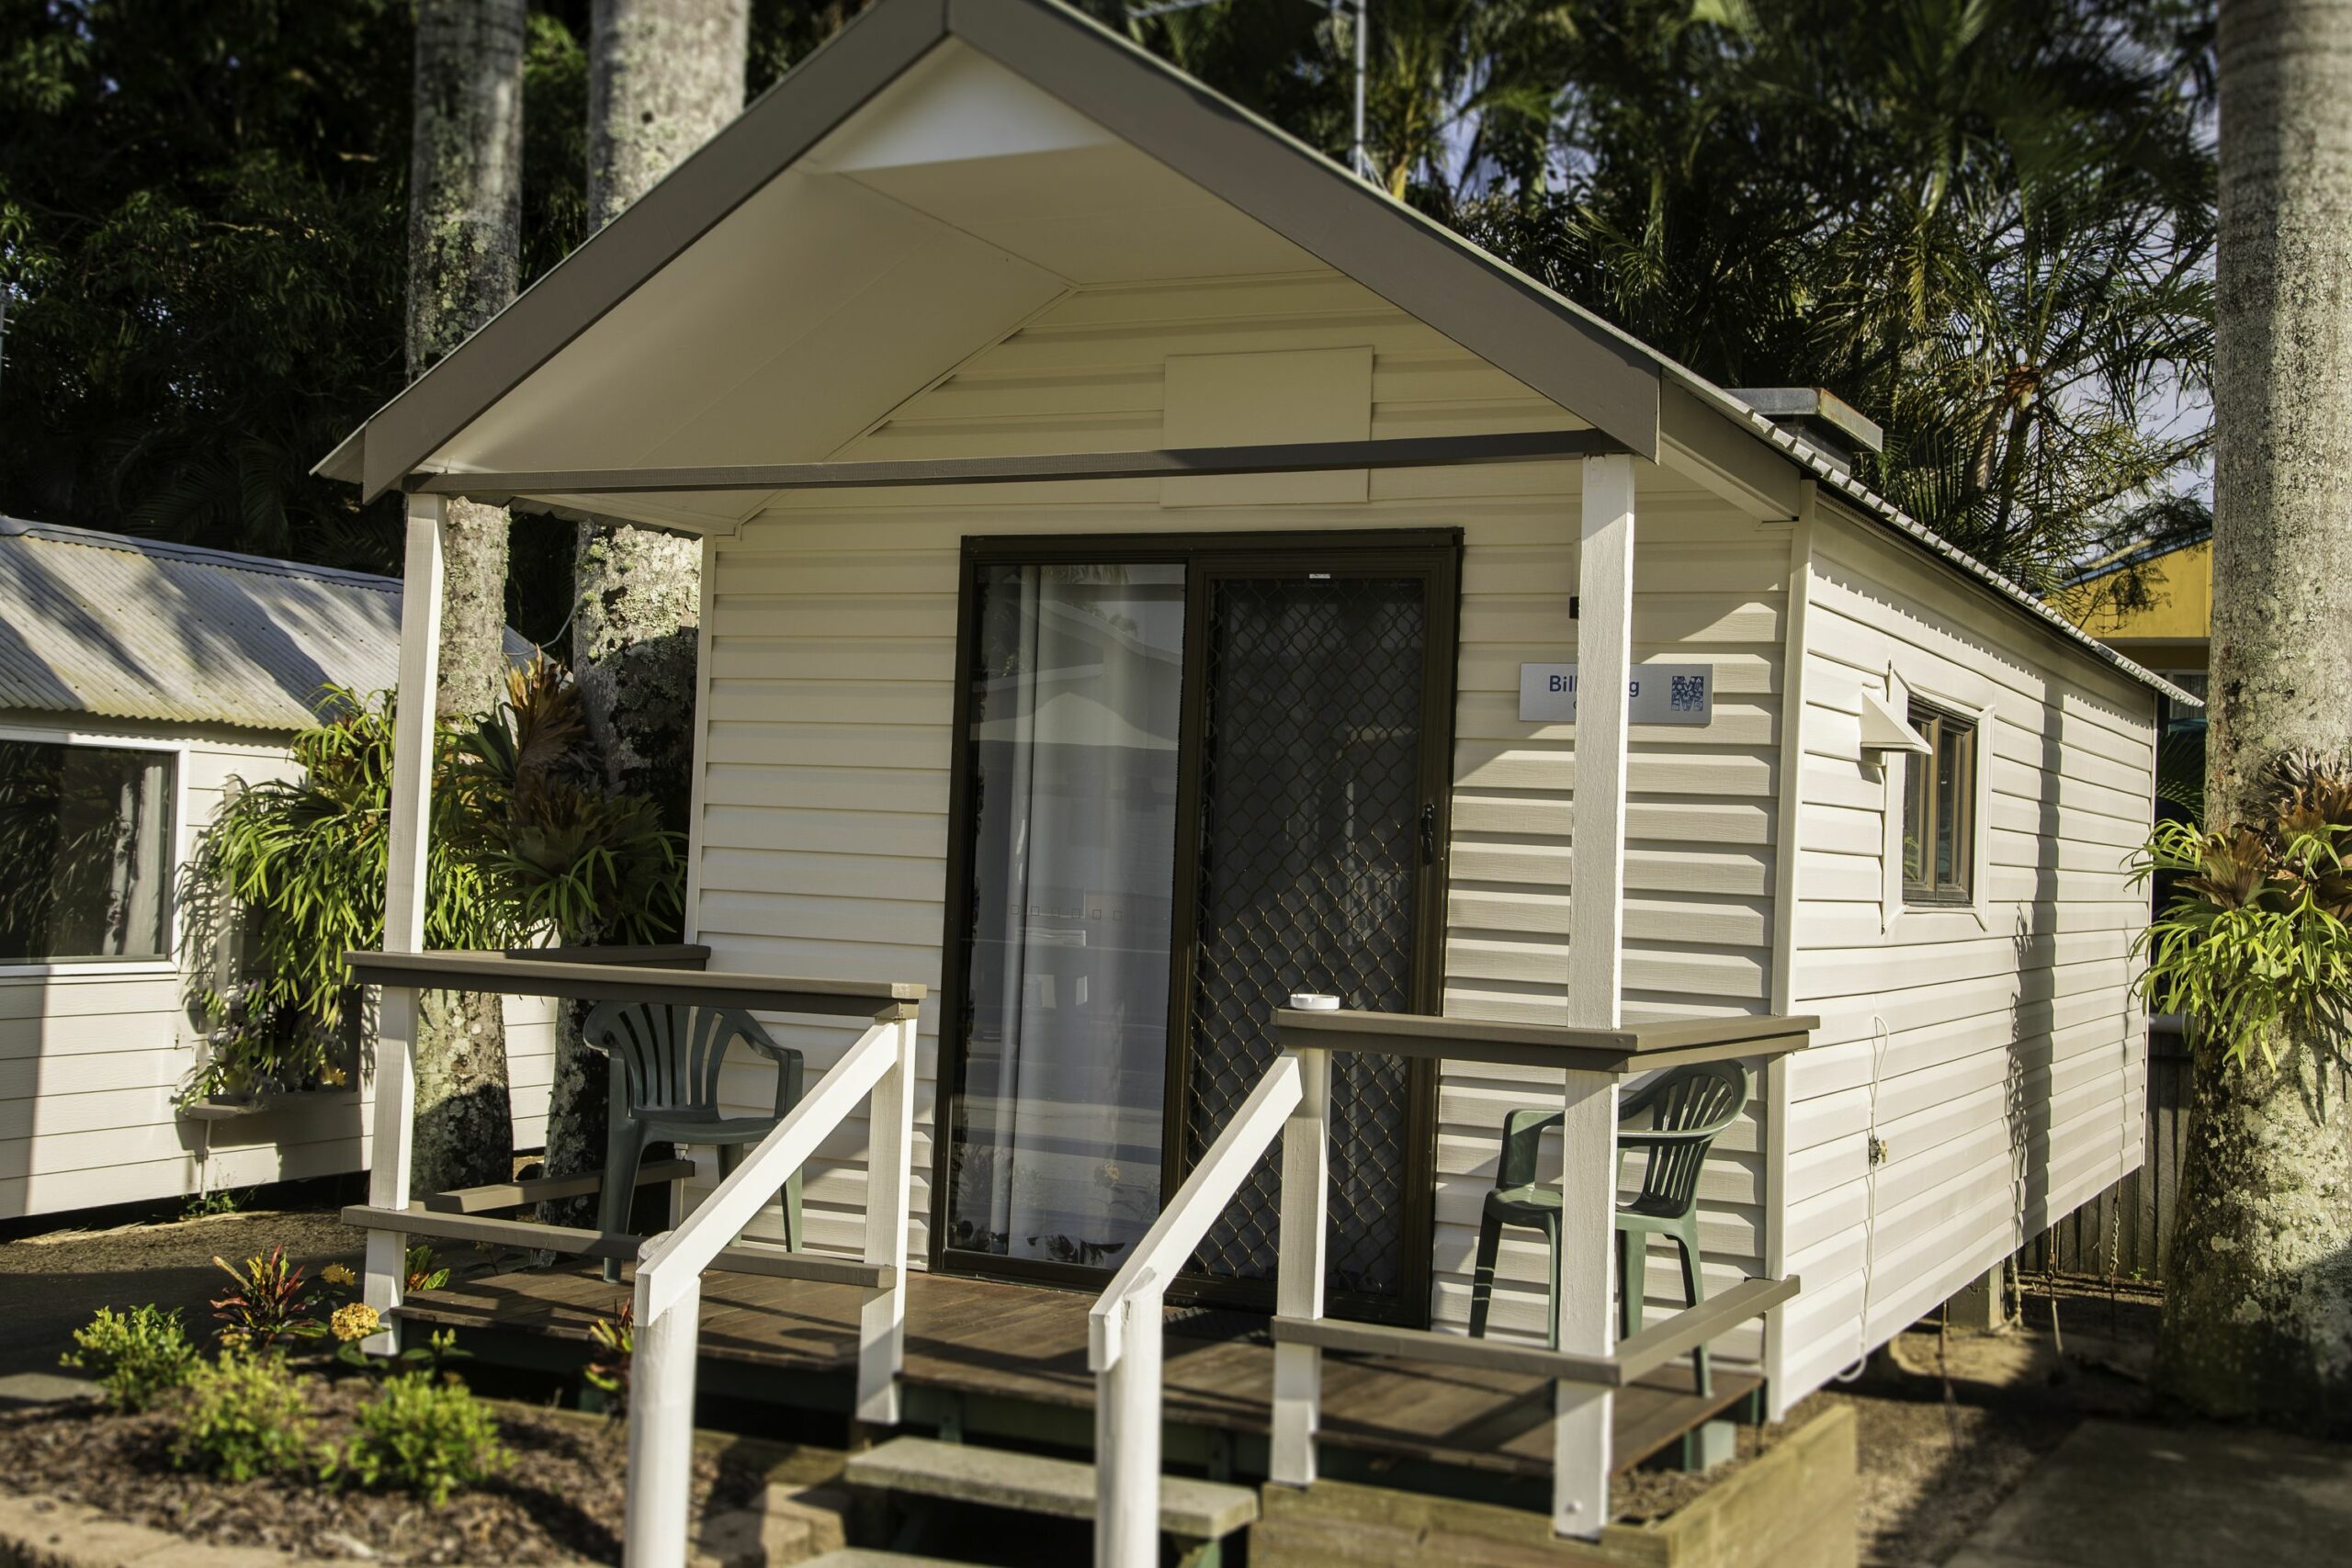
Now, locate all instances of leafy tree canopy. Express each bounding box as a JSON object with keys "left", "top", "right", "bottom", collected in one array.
[{"left": 2, "top": 0, "right": 2215, "bottom": 596}]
